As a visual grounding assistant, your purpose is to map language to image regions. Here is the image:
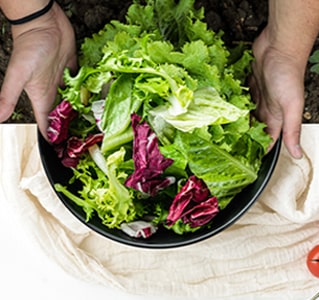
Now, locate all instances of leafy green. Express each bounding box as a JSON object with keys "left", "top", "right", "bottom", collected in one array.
[
  {"left": 56, "top": 150, "right": 140, "bottom": 229},
  {"left": 161, "top": 130, "right": 258, "bottom": 209},
  {"left": 149, "top": 87, "right": 248, "bottom": 132},
  {"left": 100, "top": 74, "right": 142, "bottom": 153},
  {"left": 309, "top": 49, "right": 319, "bottom": 75},
  {"left": 55, "top": 0, "right": 272, "bottom": 234}
]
